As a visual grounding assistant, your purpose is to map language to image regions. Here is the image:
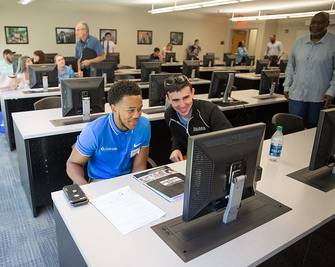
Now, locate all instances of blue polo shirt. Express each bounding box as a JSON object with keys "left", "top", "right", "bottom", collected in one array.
[
  {"left": 75, "top": 35, "right": 104, "bottom": 60},
  {"left": 58, "top": 65, "right": 75, "bottom": 81},
  {"left": 75, "top": 113, "right": 151, "bottom": 179}
]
